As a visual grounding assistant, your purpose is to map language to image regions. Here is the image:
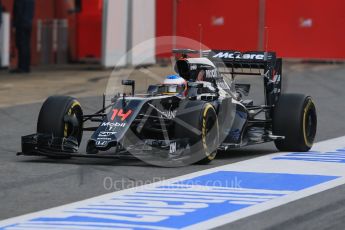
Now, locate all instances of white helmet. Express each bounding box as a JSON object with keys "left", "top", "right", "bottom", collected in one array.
[{"left": 162, "top": 75, "right": 187, "bottom": 96}]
